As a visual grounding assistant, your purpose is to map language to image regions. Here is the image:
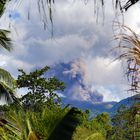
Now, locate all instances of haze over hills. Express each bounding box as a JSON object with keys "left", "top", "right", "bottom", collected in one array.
[
  {"left": 62, "top": 98, "right": 117, "bottom": 116},
  {"left": 62, "top": 94, "right": 139, "bottom": 116}
]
